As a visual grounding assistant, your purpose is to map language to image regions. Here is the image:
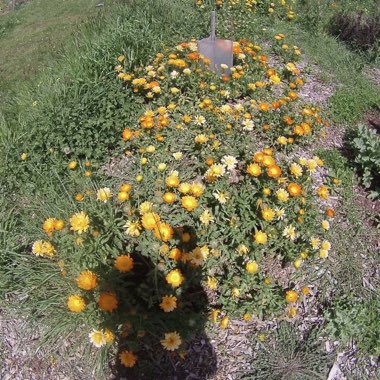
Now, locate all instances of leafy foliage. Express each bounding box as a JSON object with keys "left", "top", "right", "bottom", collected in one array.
[{"left": 347, "top": 124, "right": 380, "bottom": 199}]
